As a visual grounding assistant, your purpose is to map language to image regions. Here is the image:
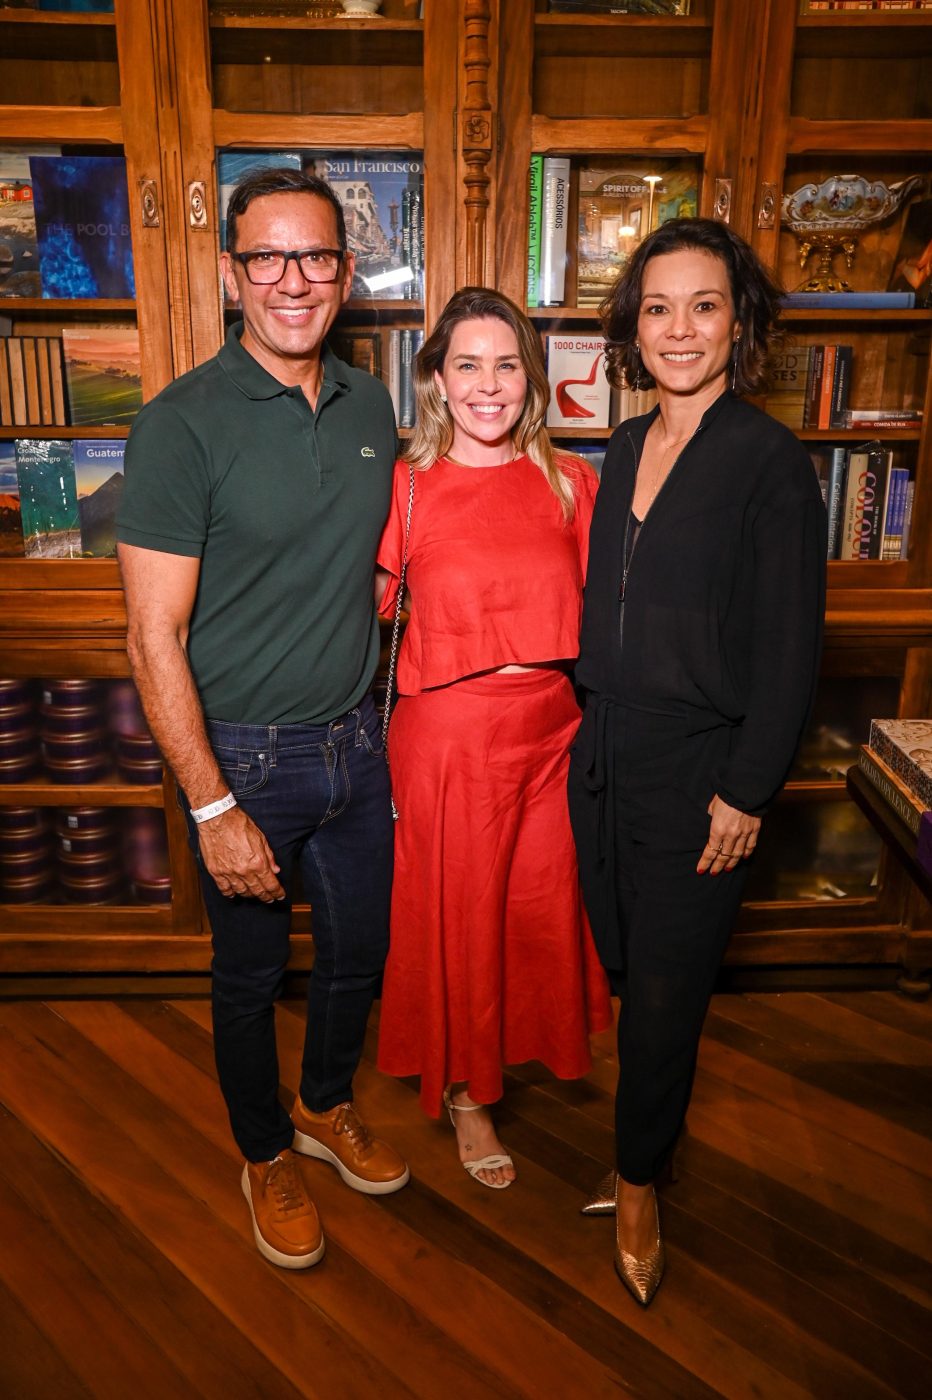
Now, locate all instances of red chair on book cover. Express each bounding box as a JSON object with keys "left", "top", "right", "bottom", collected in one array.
[{"left": 555, "top": 353, "right": 602, "bottom": 418}]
